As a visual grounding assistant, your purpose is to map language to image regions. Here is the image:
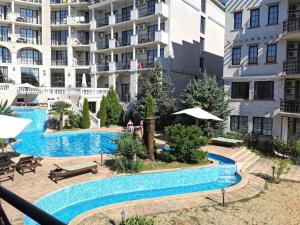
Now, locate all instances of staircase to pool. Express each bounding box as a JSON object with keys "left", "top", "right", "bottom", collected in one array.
[{"left": 231, "top": 147, "right": 260, "bottom": 172}]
